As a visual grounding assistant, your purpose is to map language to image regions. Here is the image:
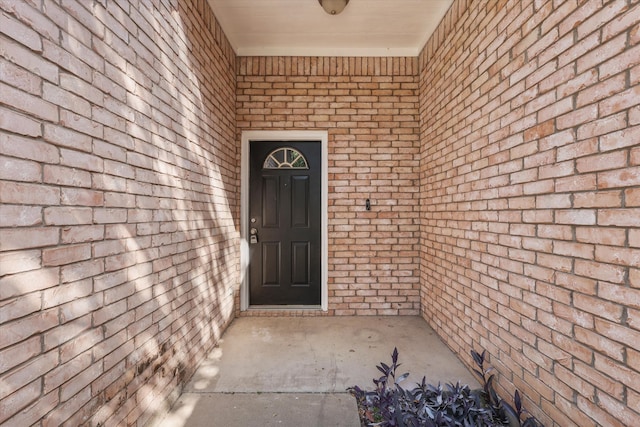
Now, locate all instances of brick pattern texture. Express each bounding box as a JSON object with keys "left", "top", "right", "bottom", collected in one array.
[
  {"left": 419, "top": 0, "right": 640, "bottom": 426},
  {"left": 237, "top": 56, "right": 422, "bottom": 316},
  {"left": 0, "top": 1, "right": 238, "bottom": 426}
]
